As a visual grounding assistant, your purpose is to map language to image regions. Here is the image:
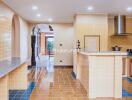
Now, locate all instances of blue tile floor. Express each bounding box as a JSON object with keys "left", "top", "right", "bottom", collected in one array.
[
  {"left": 9, "top": 77, "right": 132, "bottom": 99},
  {"left": 122, "top": 89, "right": 132, "bottom": 97},
  {"left": 122, "top": 77, "right": 132, "bottom": 97},
  {"left": 9, "top": 82, "right": 35, "bottom": 100}
]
